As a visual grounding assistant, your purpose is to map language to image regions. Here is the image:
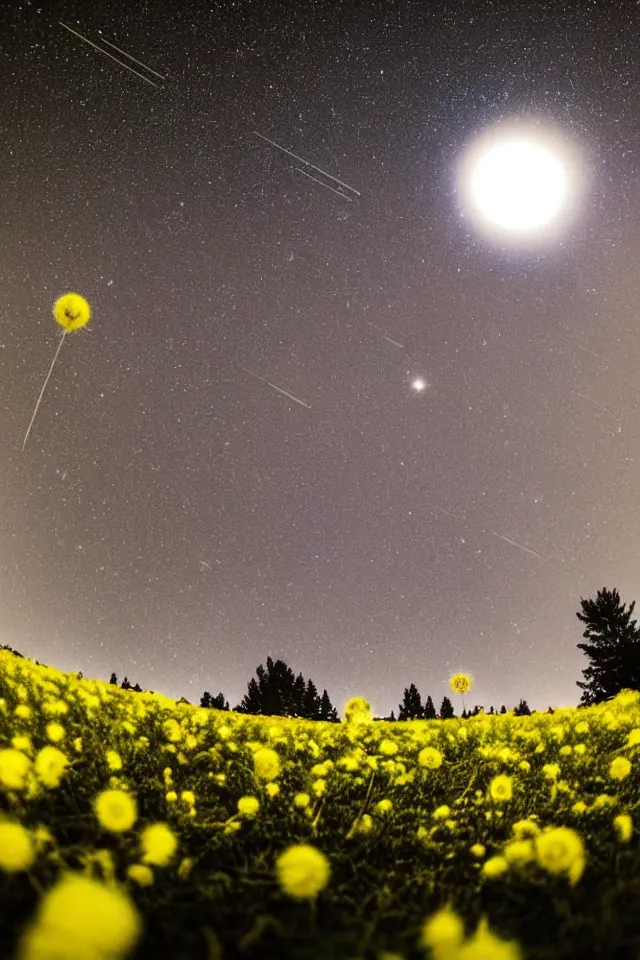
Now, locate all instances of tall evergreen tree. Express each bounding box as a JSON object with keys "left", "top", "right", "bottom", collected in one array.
[
  {"left": 397, "top": 683, "right": 423, "bottom": 720},
  {"left": 576, "top": 587, "right": 640, "bottom": 705},
  {"left": 514, "top": 699, "right": 531, "bottom": 716},
  {"left": 210, "top": 692, "right": 229, "bottom": 710},
  {"left": 303, "top": 678, "right": 321, "bottom": 719},
  {"left": 439, "top": 696, "right": 455, "bottom": 719},
  {"left": 121, "top": 677, "right": 131, "bottom": 691},
  {"left": 200, "top": 691, "right": 212, "bottom": 708},
  {"left": 292, "top": 673, "right": 307, "bottom": 716},
  {"left": 423, "top": 695, "right": 437, "bottom": 720},
  {"left": 318, "top": 689, "right": 338, "bottom": 722},
  {"left": 500, "top": 705, "right": 507, "bottom": 714},
  {"left": 236, "top": 657, "right": 298, "bottom": 716},
  {"left": 109, "top": 672, "right": 118, "bottom": 685},
  {"left": 132, "top": 682, "right": 143, "bottom": 693}
]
